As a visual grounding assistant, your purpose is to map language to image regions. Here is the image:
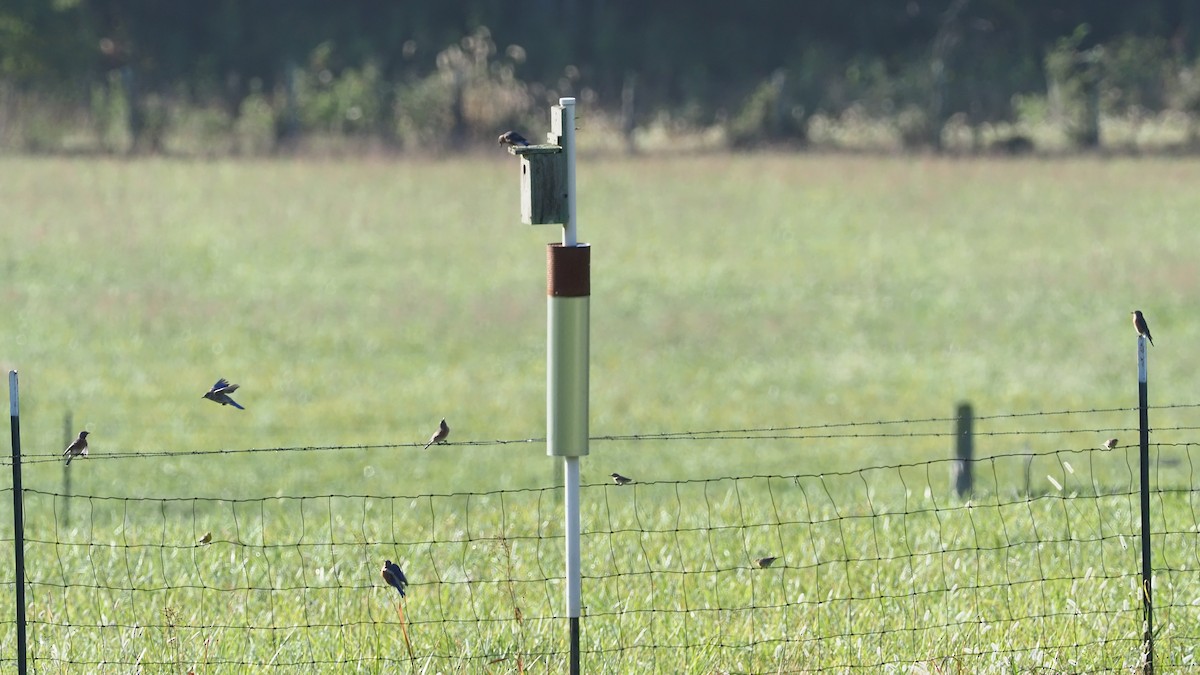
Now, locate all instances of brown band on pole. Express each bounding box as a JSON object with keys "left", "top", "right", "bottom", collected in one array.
[{"left": 547, "top": 243, "right": 590, "bottom": 297}]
